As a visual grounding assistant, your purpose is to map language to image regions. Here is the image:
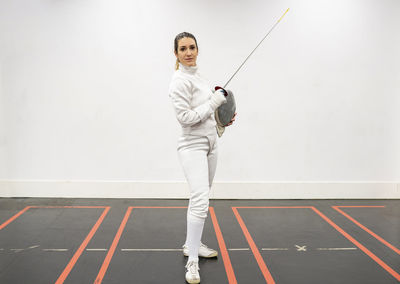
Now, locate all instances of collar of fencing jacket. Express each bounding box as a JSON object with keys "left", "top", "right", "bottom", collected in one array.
[{"left": 179, "top": 62, "right": 198, "bottom": 74}]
